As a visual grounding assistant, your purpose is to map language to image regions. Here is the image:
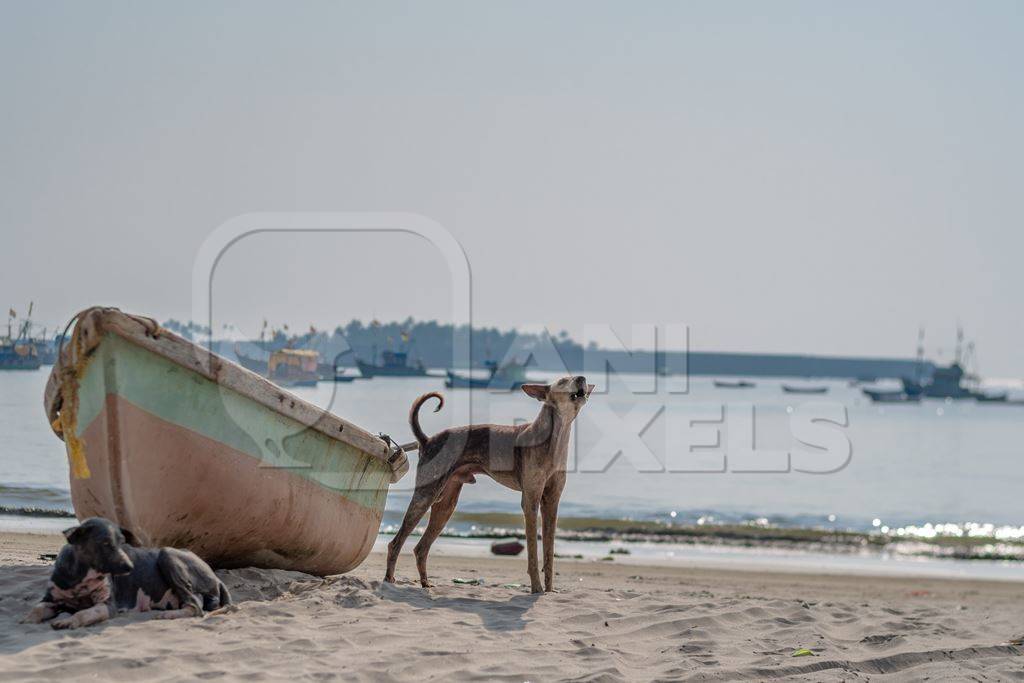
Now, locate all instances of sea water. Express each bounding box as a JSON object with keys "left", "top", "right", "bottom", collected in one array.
[{"left": 4, "top": 367, "right": 1024, "bottom": 535}]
